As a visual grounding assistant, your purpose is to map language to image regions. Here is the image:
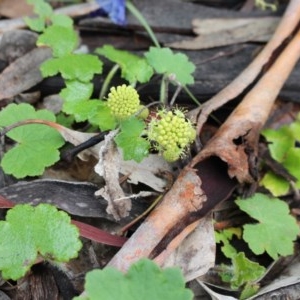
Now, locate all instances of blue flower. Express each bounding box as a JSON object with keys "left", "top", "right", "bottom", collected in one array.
[{"left": 95, "top": 0, "right": 126, "bottom": 26}]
